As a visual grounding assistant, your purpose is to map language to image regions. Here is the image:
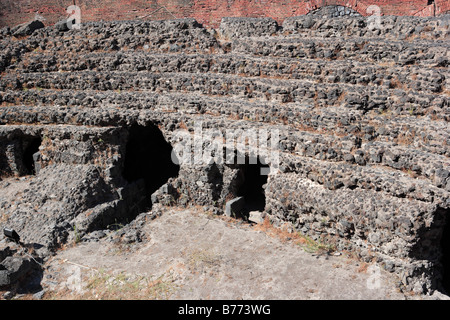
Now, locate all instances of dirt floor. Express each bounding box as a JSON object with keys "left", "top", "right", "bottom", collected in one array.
[{"left": 9, "top": 206, "right": 443, "bottom": 301}]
